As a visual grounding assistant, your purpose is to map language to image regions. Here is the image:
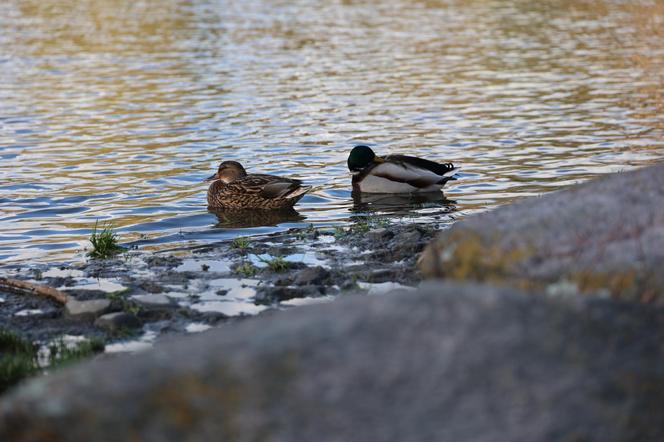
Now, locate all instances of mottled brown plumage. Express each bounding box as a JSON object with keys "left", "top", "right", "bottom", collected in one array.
[{"left": 206, "top": 161, "right": 310, "bottom": 209}]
